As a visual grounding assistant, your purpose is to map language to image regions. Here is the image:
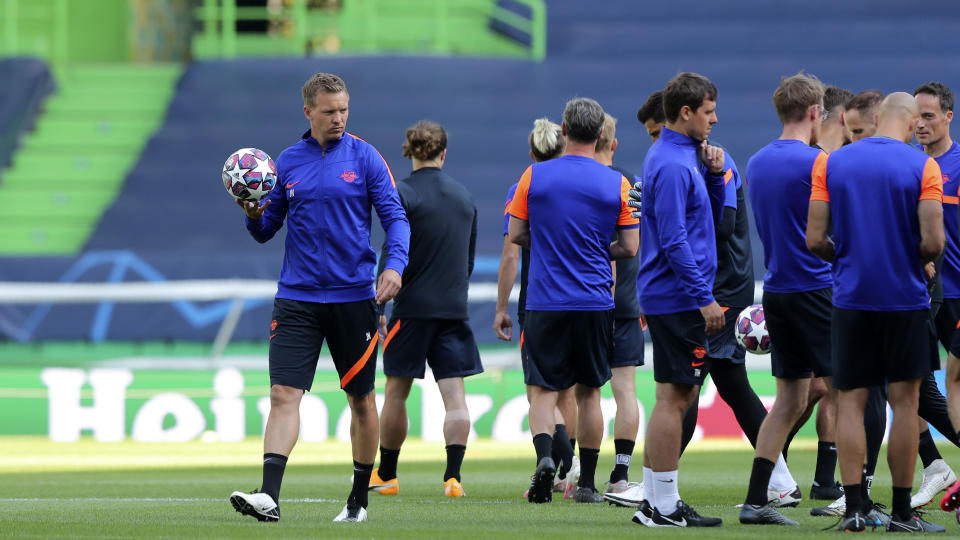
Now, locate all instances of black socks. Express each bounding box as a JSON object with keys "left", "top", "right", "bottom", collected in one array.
[
  {"left": 813, "top": 441, "right": 837, "bottom": 487},
  {"left": 533, "top": 433, "right": 553, "bottom": 463},
  {"left": 348, "top": 460, "right": 373, "bottom": 510},
  {"left": 444, "top": 444, "right": 466, "bottom": 482},
  {"left": 578, "top": 448, "right": 600, "bottom": 491},
  {"left": 552, "top": 424, "right": 575, "bottom": 479},
  {"left": 377, "top": 446, "right": 400, "bottom": 481},
  {"left": 261, "top": 453, "right": 287, "bottom": 504},
  {"left": 918, "top": 429, "right": 942, "bottom": 469},
  {"left": 609, "top": 439, "right": 635, "bottom": 483},
  {"left": 745, "top": 457, "right": 775, "bottom": 506}
]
